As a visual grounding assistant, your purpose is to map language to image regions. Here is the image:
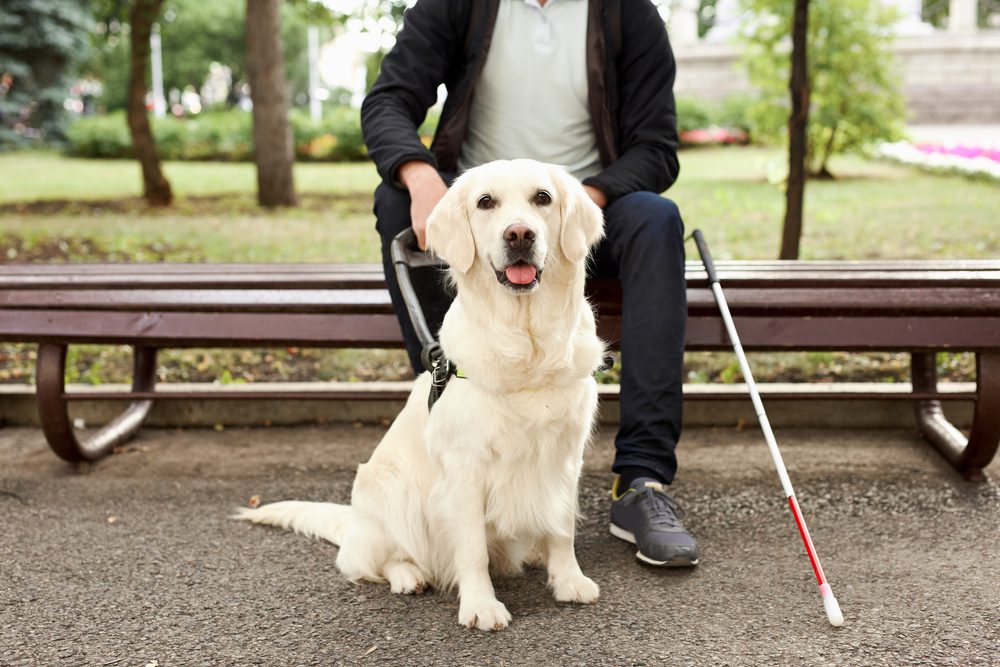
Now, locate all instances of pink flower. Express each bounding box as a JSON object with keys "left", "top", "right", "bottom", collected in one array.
[{"left": 915, "top": 144, "right": 1000, "bottom": 164}]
